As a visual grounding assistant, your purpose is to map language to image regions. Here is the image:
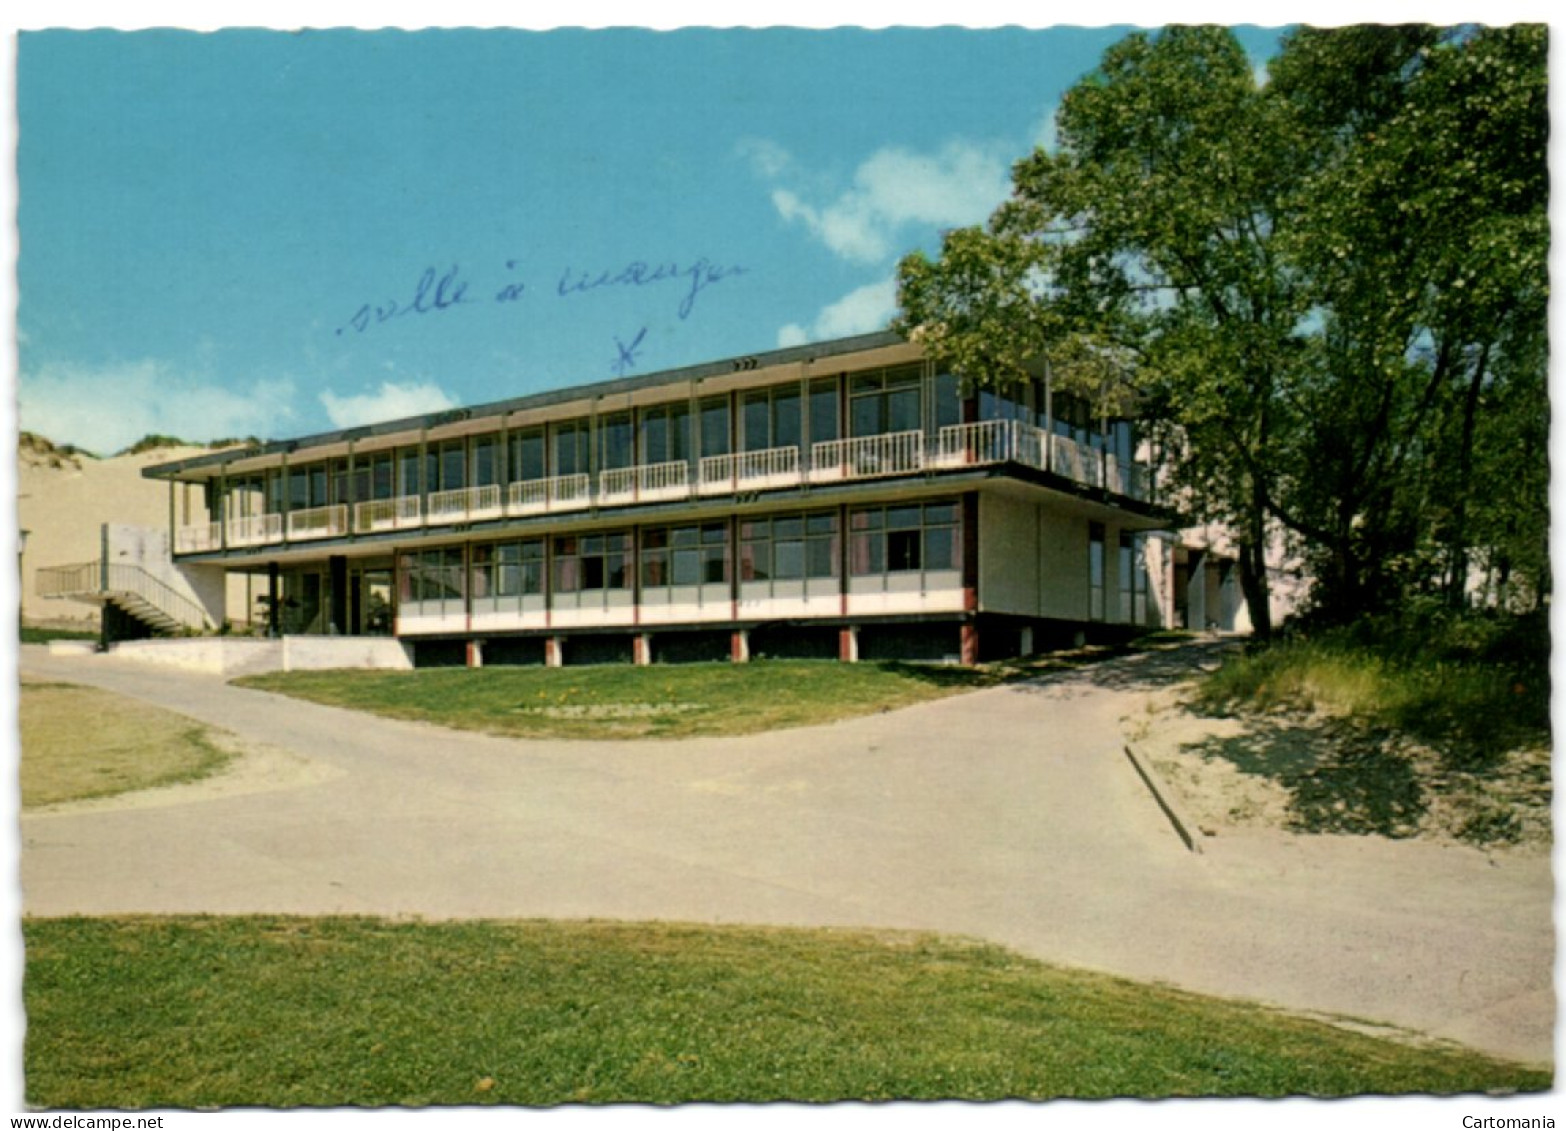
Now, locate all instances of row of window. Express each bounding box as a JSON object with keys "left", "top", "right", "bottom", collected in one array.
[
  {"left": 398, "top": 503, "right": 964, "bottom": 609},
  {"left": 220, "top": 366, "right": 1131, "bottom": 516}
]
